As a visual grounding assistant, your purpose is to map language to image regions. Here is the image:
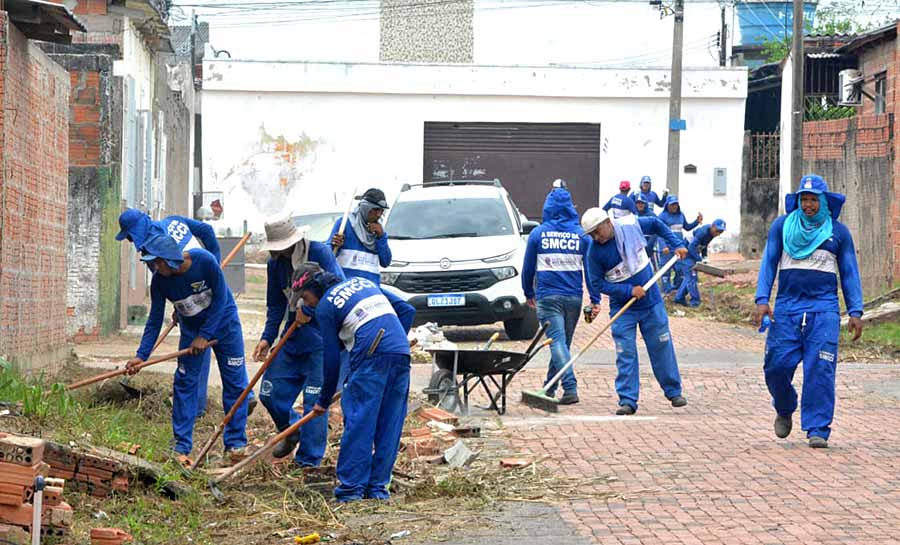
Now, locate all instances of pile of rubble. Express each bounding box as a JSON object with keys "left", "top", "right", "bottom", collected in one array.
[
  {"left": 400, "top": 406, "right": 480, "bottom": 464},
  {"left": 0, "top": 434, "right": 73, "bottom": 540},
  {"left": 44, "top": 442, "right": 129, "bottom": 498}
]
